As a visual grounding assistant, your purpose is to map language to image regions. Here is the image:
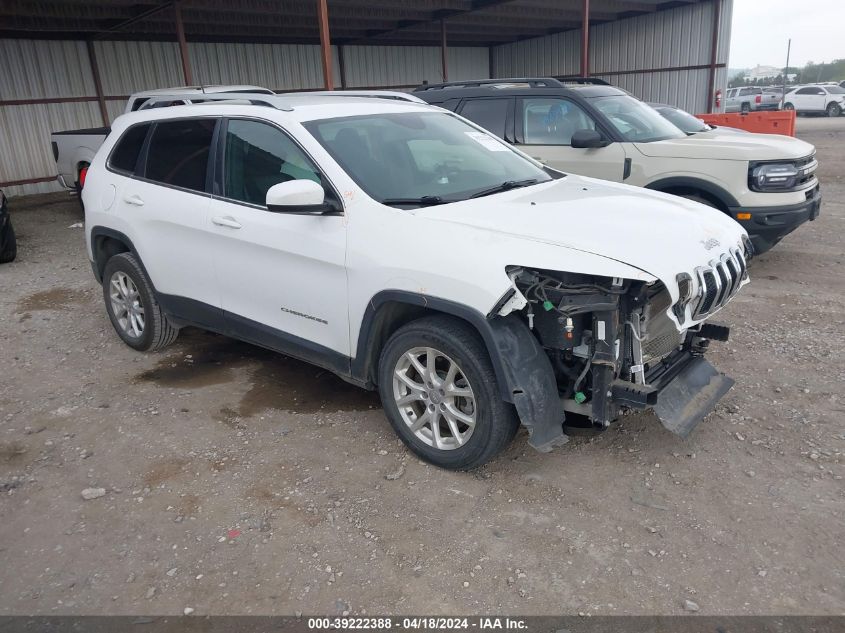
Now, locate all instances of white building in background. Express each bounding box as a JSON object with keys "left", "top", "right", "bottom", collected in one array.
[{"left": 744, "top": 64, "right": 782, "bottom": 81}]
